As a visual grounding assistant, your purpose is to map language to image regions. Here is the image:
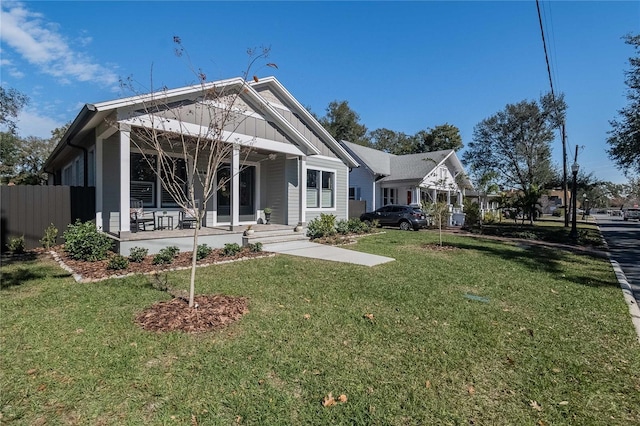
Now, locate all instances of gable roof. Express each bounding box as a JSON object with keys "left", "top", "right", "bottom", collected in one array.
[
  {"left": 340, "top": 140, "right": 472, "bottom": 188},
  {"left": 45, "top": 76, "right": 357, "bottom": 170}
]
